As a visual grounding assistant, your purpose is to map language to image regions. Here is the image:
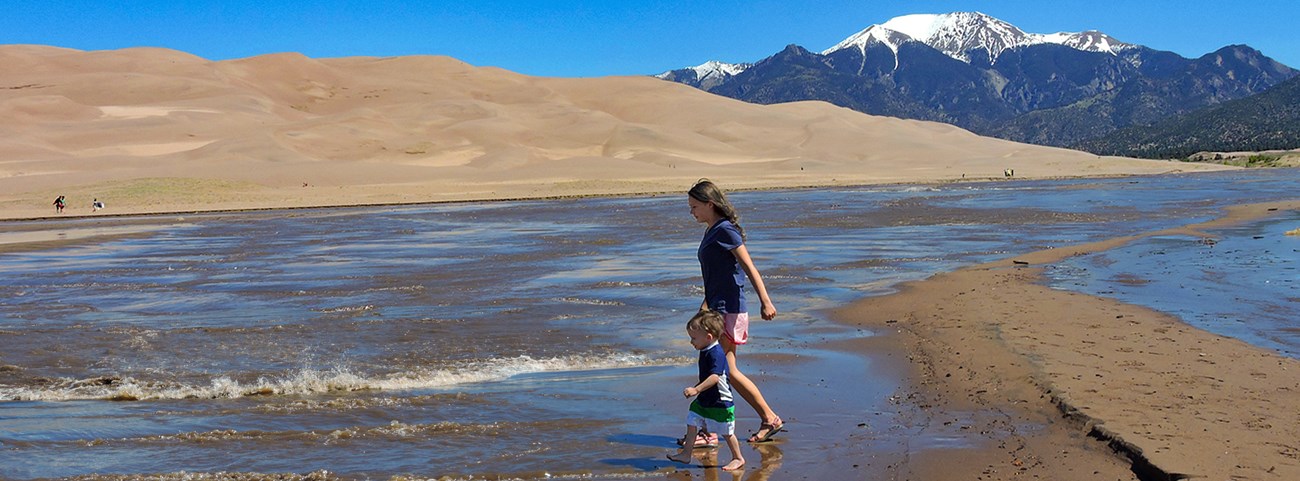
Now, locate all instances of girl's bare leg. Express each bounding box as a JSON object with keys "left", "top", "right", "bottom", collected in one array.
[{"left": 720, "top": 337, "right": 779, "bottom": 425}]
